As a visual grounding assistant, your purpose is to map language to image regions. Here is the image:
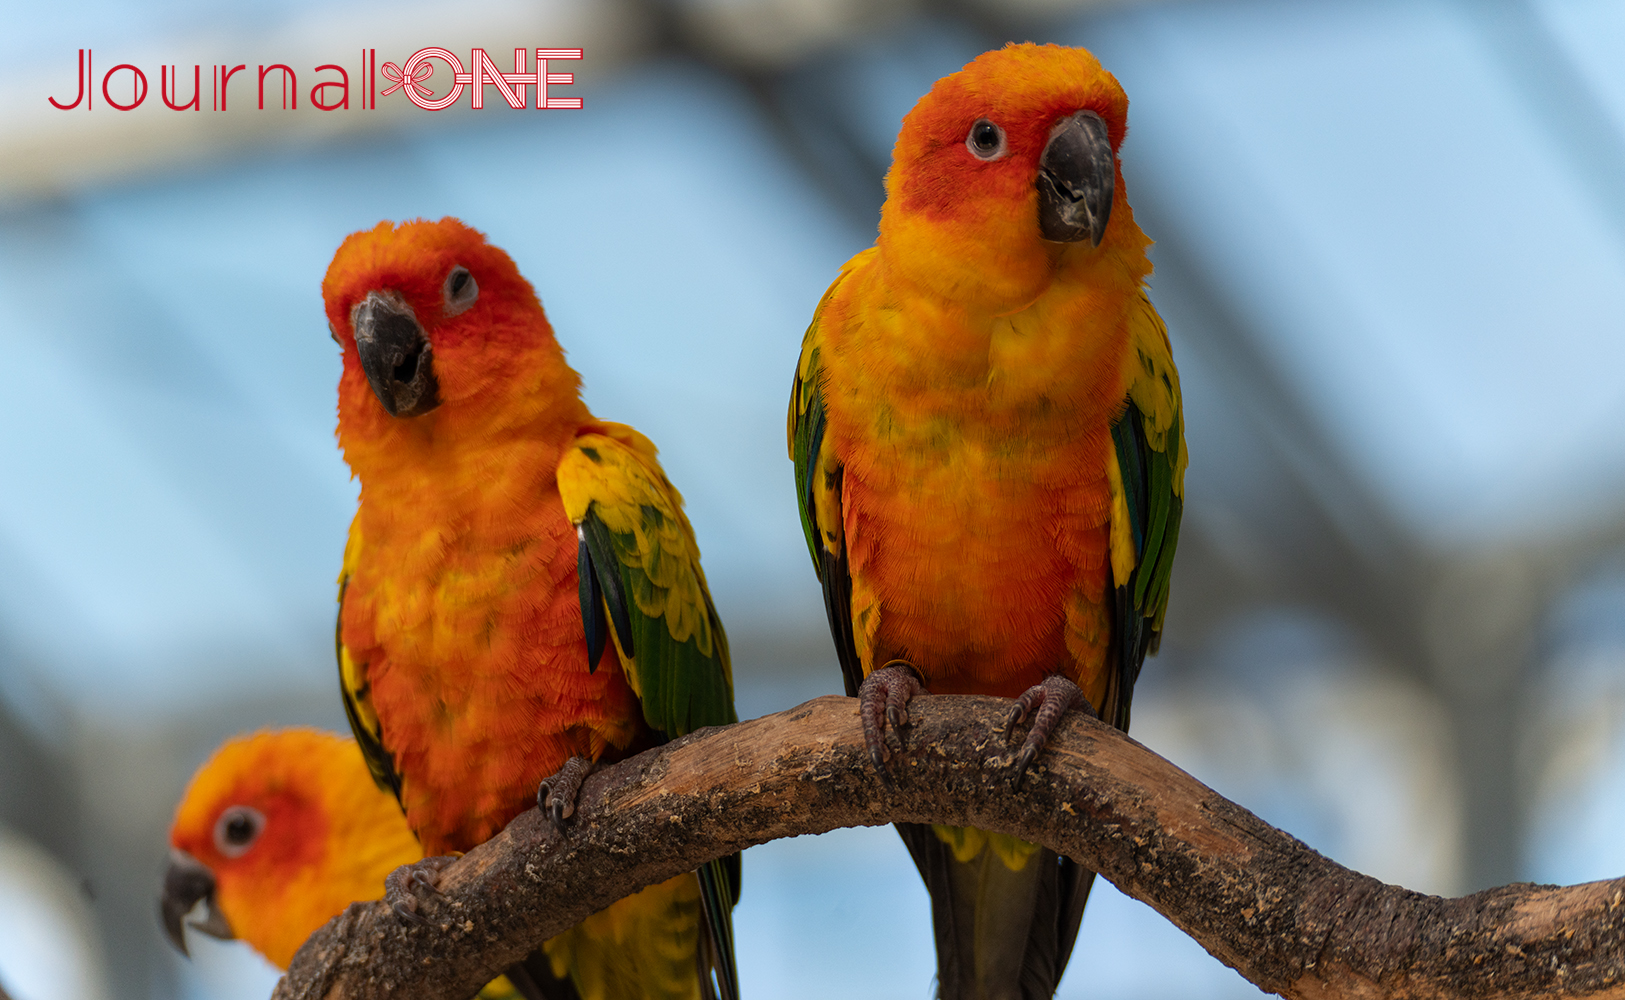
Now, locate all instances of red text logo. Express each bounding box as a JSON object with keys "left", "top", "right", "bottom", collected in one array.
[{"left": 48, "top": 48, "right": 583, "bottom": 112}]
